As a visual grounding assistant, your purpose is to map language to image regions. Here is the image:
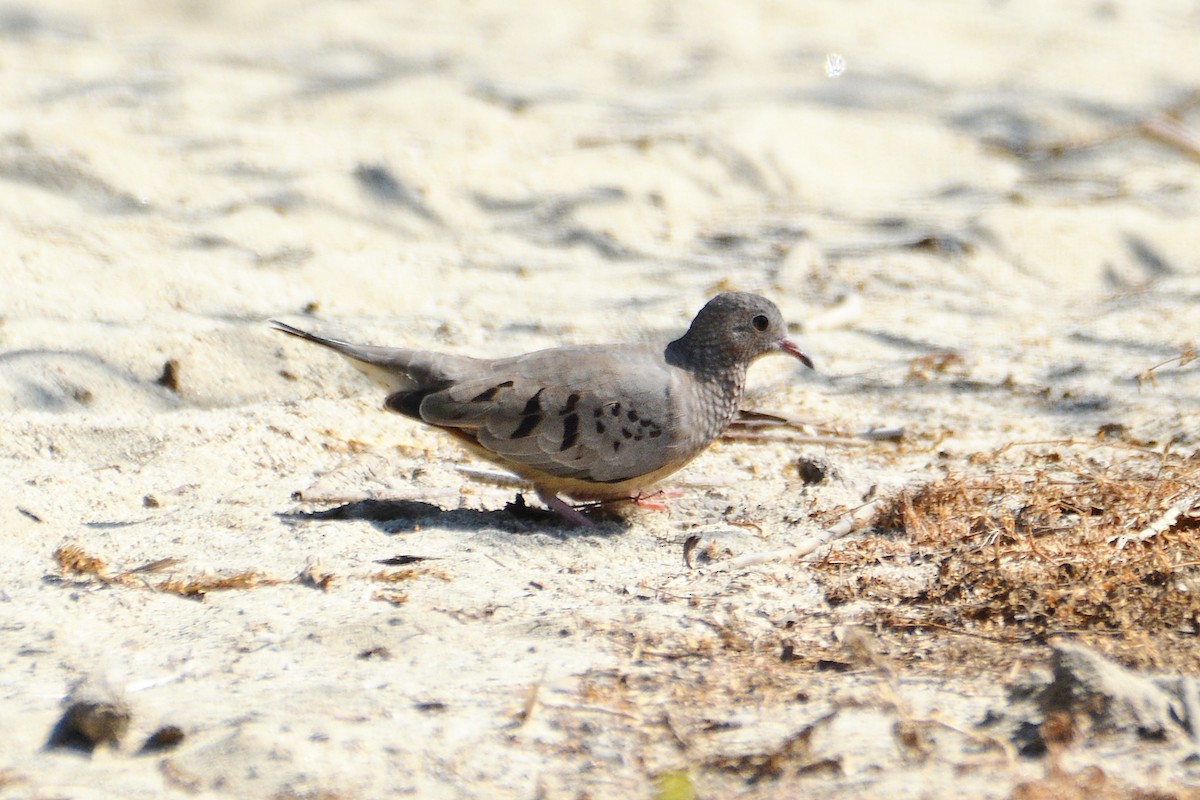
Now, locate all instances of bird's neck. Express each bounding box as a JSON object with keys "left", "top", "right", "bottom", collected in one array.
[
  {"left": 665, "top": 336, "right": 750, "bottom": 430},
  {"left": 666, "top": 335, "right": 745, "bottom": 380}
]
